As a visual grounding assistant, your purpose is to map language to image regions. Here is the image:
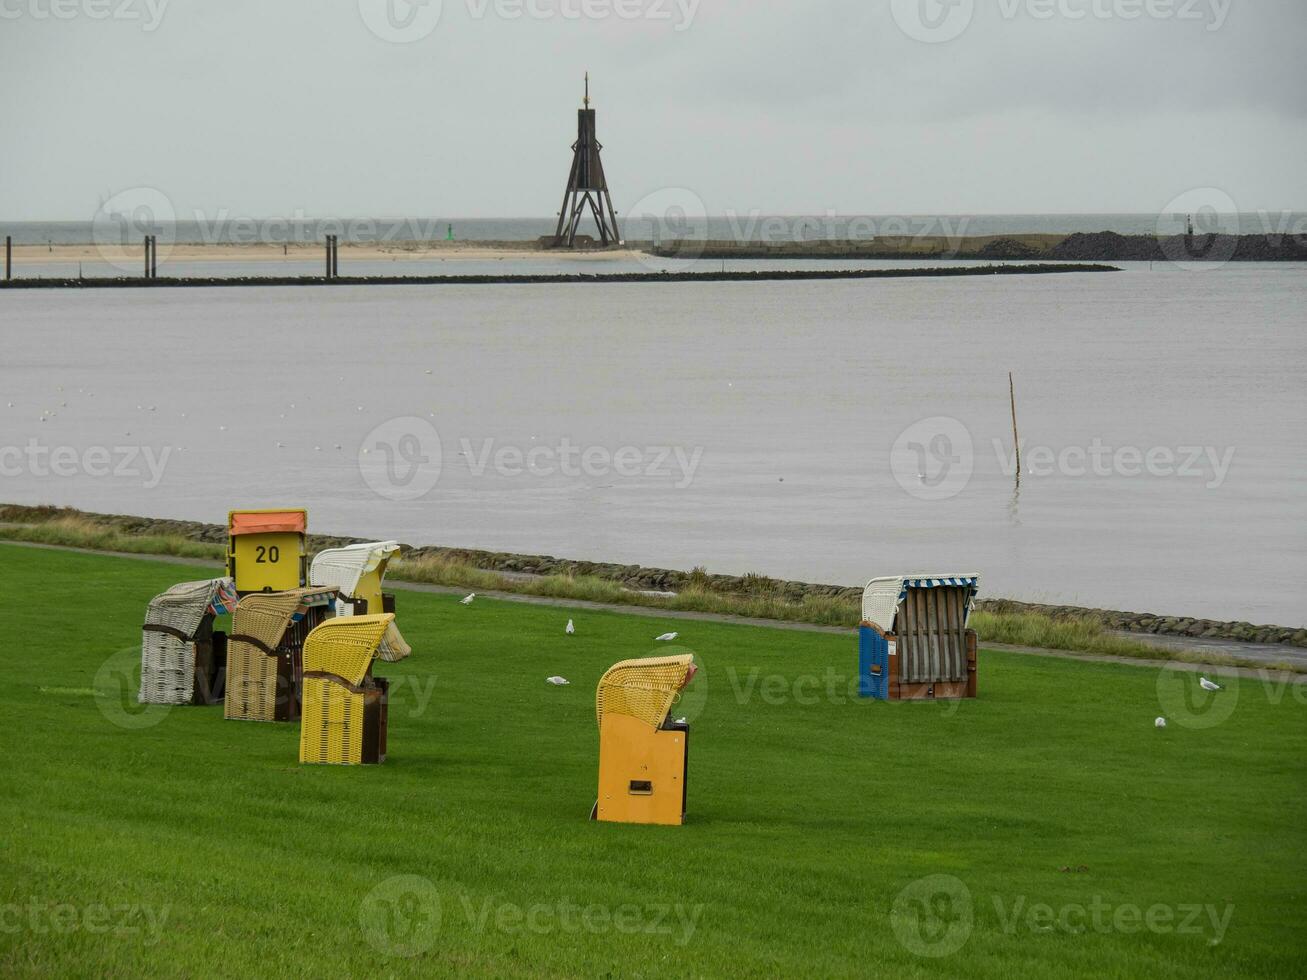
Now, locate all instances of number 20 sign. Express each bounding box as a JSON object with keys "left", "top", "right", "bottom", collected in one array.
[{"left": 227, "top": 510, "right": 307, "bottom": 594}]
